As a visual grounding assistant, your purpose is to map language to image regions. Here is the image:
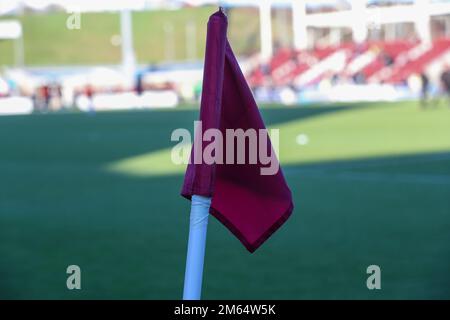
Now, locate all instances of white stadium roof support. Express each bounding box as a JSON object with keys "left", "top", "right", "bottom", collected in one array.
[
  {"left": 415, "top": 0, "right": 432, "bottom": 45},
  {"left": 256, "top": 0, "right": 441, "bottom": 55},
  {"left": 259, "top": 0, "right": 273, "bottom": 62},
  {"left": 350, "top": 0, "right": 368, "bottom": 44},
  {"left": 292, "top": 0, "right": 308, "bottom": 50},
  {"left": 120, "top": 10, "right": 137, "bottom": 88},
  {"left": 302, "top": 0, "right": 441, "bottom": 40}
]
